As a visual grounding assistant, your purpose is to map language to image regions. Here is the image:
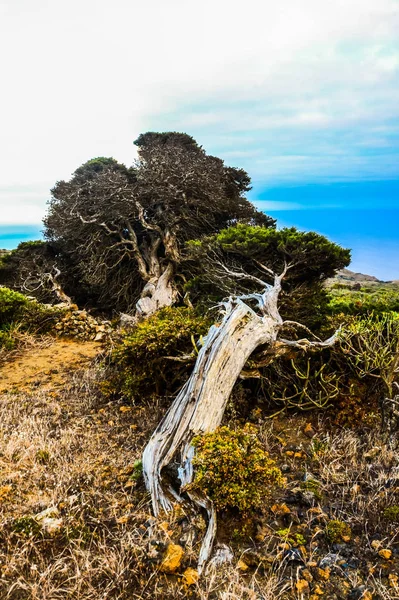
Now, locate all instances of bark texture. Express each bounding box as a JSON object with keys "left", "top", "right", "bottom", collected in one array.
[
  {"left": 142, "top": 270, "right": 336, "bottom": 570},
  {"left": 135, "top": 263, "right": 178, "bottom": 318}
]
